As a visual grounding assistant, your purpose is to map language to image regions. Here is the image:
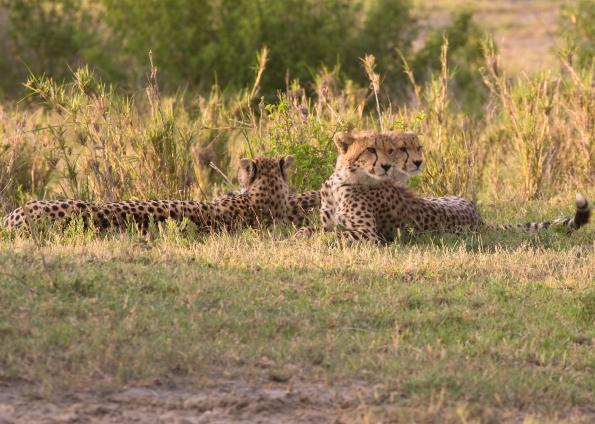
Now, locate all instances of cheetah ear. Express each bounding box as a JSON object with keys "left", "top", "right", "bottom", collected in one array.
[
  {"left": 279, "top": 155, "right": 294, "bottom": 171},
  {"left": 238, "top": 158, "right": 256, "bottom": 185},
  {"left": 333, "top": 132, "right": 355, "bottom": 153},
  {"left": 239, "top": 158, "right": 253, "bottom": 171},
  {"left": 279, "top": 155, "right": 294, "bottom": 180}
]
